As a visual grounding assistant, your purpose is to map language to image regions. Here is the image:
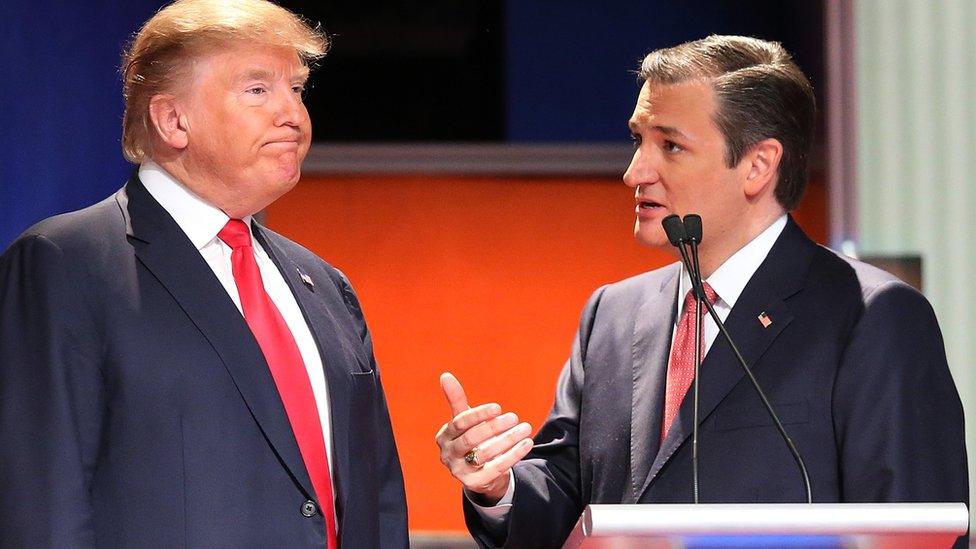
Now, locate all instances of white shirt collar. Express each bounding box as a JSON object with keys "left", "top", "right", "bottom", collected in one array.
[
  {"left": 678, "top": 214, "right": 788, "bottom": 311},
  {"left": 139, "top": 161, "right": 253, "bottom": 249}
]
